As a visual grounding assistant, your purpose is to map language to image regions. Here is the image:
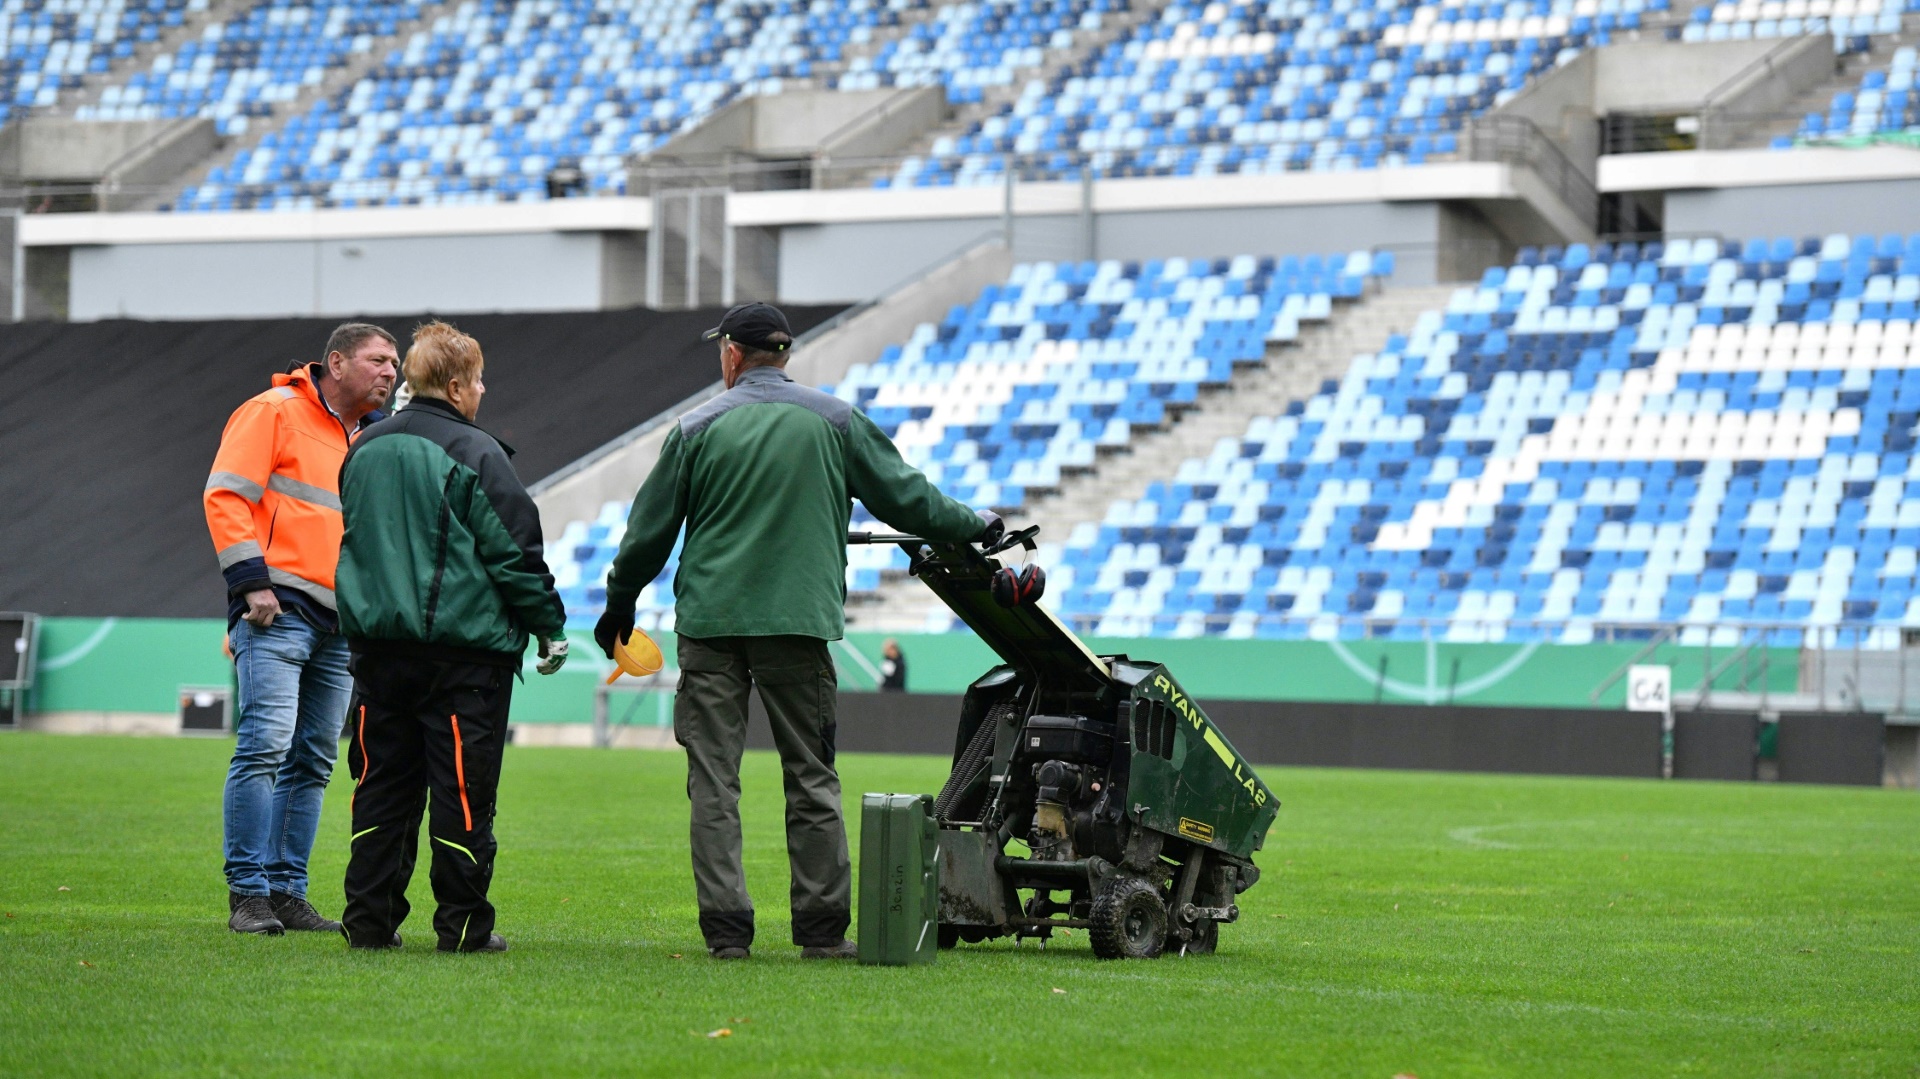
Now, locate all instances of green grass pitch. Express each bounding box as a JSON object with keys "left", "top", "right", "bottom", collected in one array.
[{"left": 0, "top": 733, "right": 1915, "bottom": 1077}]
